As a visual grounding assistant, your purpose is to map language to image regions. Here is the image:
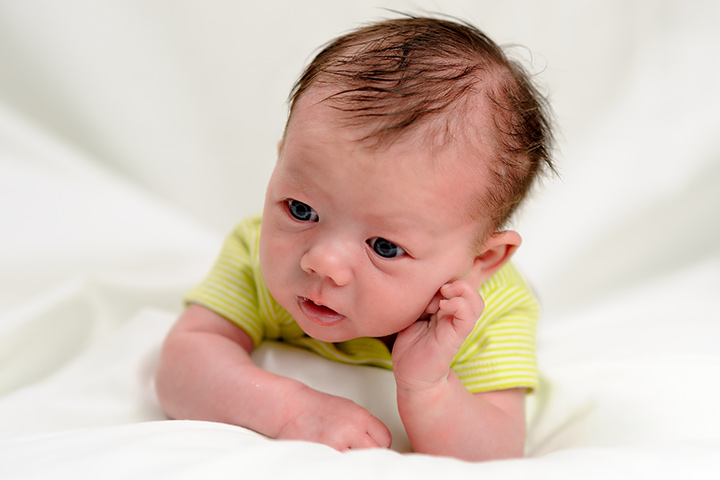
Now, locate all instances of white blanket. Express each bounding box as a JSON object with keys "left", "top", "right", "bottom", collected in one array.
[{"left": 2, "top": 1, "right": 719, "bottom": 478}]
